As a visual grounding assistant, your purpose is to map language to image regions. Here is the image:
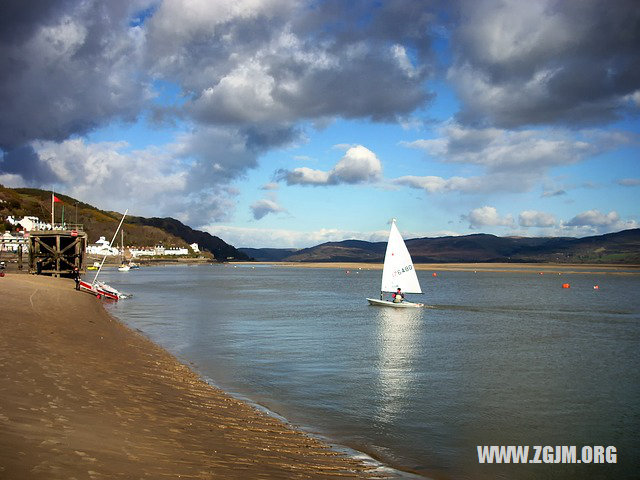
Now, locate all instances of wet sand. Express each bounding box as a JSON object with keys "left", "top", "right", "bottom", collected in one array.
[{"left": 0, "top": 274, "right": 376, "bottom": 479}]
